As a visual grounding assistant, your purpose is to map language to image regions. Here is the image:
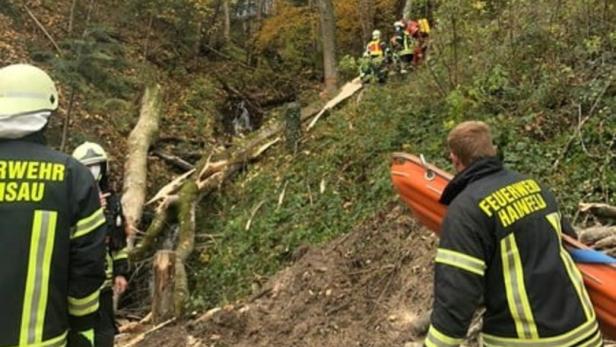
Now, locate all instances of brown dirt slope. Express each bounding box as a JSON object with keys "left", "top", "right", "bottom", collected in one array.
[{"left": 138, "top": 204, "right": 438, "bottom": 347}]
